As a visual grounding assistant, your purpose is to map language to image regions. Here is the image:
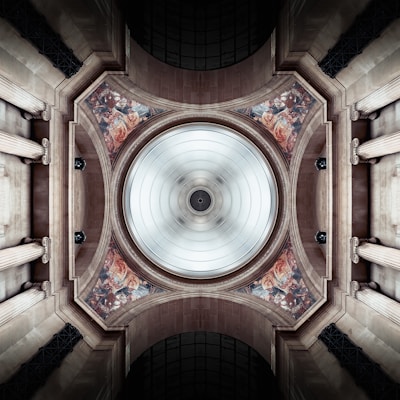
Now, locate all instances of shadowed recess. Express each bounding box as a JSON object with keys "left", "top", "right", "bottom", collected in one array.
[
  {"left": 119, "top": 0, "right": 281, "bottom": 70},
  {"left": 118, "top": 331, "right": 282, "bottom": 400}
]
